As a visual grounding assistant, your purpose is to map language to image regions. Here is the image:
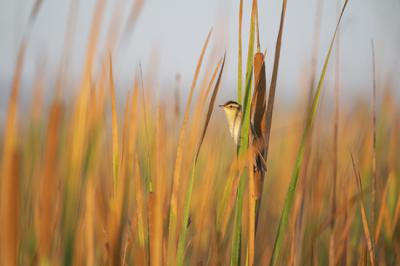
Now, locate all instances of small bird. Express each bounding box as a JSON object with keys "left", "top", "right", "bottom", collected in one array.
[
  {"left": 220, "top": 100, "right": 267, "bottom": 173},
  {"left": 219, "top": 100, "right": 243, "bottom": 145}
]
